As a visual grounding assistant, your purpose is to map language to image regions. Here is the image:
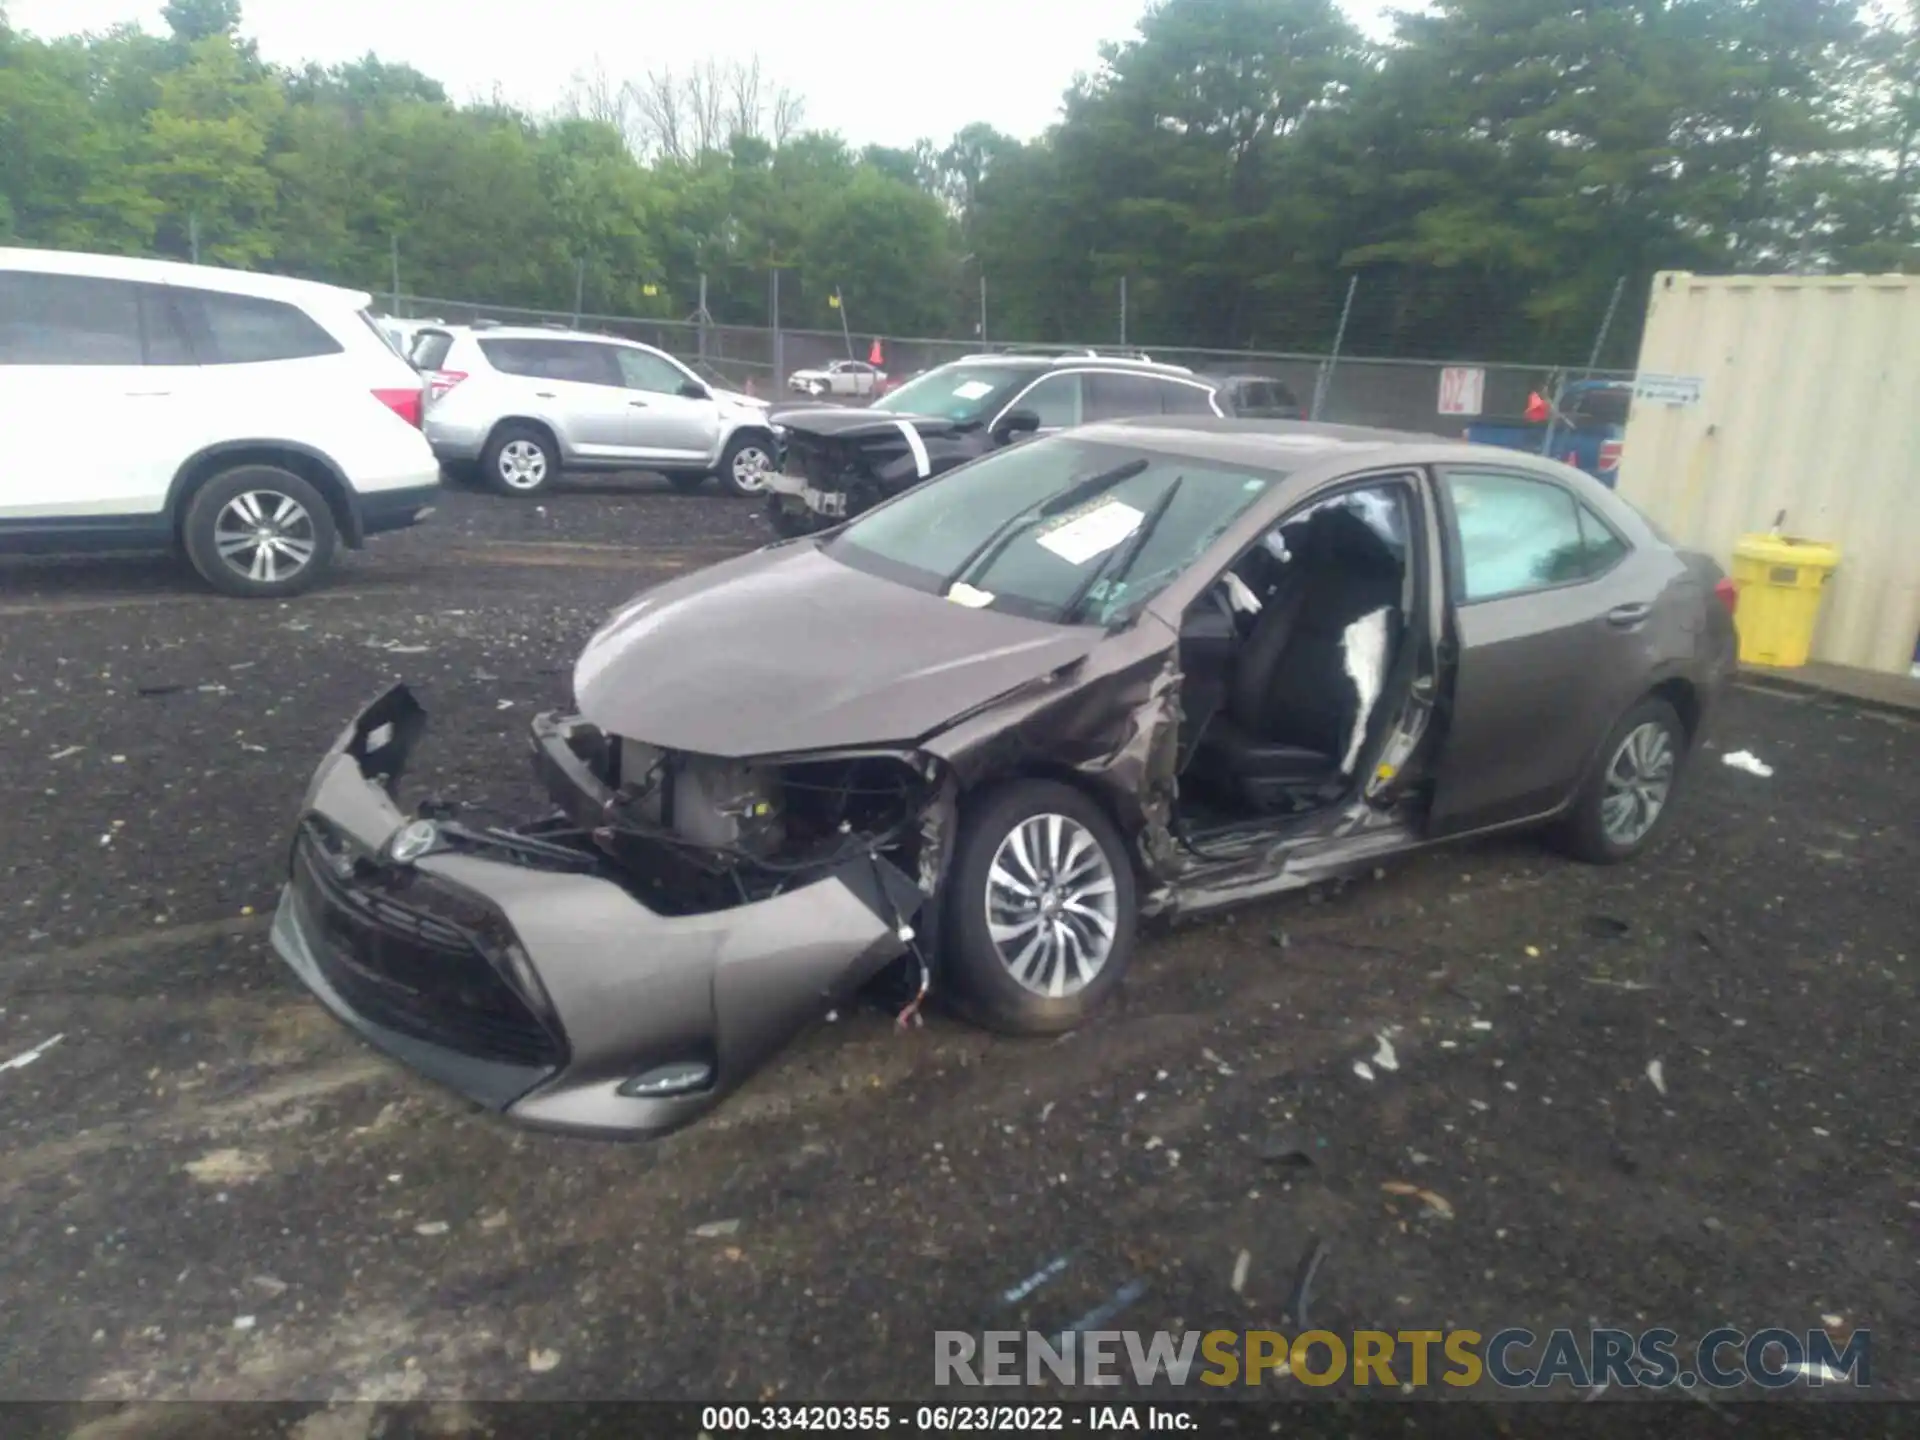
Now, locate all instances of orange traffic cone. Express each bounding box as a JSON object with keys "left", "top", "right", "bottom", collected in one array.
[
  {"left": 869, "top": 338, "right": 885, "bottom": 367},
  {"left": 1524, "top": 391, "right": 1549, "bottom": 422}
]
